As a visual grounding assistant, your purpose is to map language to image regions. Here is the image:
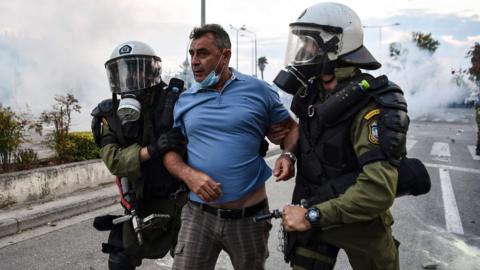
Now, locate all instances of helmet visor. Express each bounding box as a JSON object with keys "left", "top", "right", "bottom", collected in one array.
[
  {"left": 105, "top": 56, "right": 162, "bottom": 94},
  {"left": 284, "top": 25, "right": 339, "bottom": 66}
]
